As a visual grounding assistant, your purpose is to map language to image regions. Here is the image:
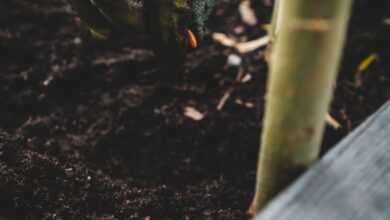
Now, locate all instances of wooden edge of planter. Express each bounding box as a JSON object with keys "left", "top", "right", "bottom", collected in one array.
[{"left": 253, "top": 100, "right": 390, "bottom": 220}]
